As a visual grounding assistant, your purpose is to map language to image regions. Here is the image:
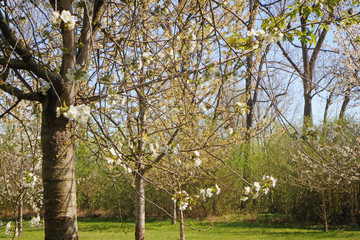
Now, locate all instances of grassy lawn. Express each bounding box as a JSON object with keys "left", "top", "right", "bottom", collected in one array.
[{"left": 0, "top": 218, "right": 360, "bottom": 239}]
